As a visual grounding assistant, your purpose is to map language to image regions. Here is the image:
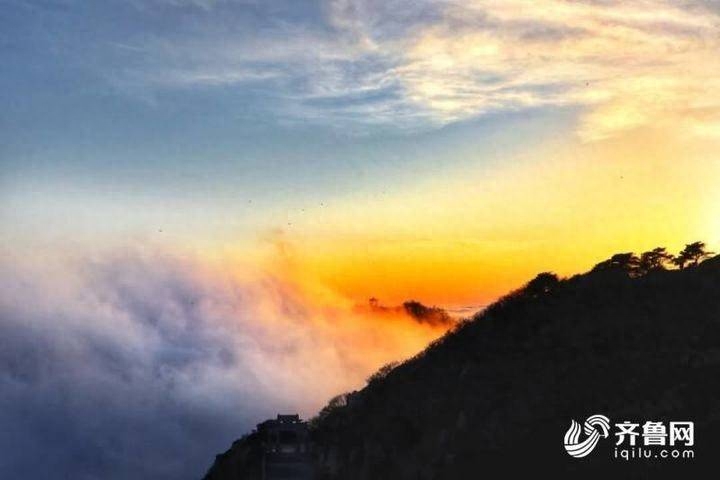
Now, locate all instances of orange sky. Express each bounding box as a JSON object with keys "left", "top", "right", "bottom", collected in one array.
[{"left": 243, "top": 129, "right": 720, "bottom": 308}]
